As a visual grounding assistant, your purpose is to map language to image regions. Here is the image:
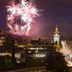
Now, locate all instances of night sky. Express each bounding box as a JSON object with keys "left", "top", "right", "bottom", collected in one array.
[{"left": 0, "top": 0, "right": 72, "bottom": 37}]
